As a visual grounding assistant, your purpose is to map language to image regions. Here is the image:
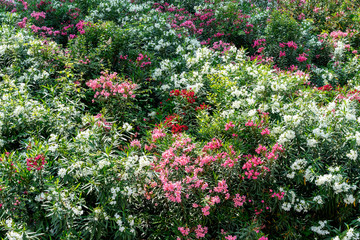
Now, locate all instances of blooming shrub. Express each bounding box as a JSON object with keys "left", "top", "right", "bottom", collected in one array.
[
  {"left": 138, "top": 129, "right": 282, "bottom": 239},
  {"left": 0, "top": 0, "right": 360, "bottom": 239},
  {"left": 86, "top": 71, "right": 137, "bottom": 101}
]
